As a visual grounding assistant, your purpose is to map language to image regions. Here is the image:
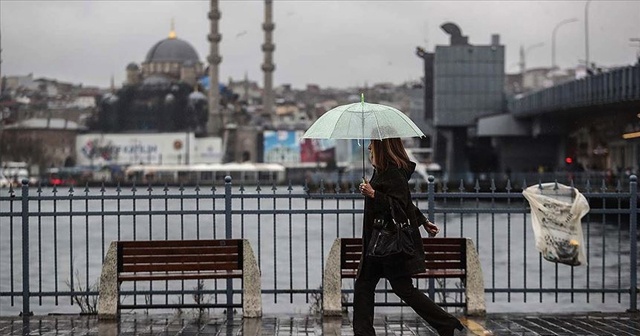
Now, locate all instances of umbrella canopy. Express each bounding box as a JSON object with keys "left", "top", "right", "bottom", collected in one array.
[
  {"left": 302, "top": 95, "right": 425, "bottom": 182},
  {"left": 302, "top": 98, "right": 425, "bottom": 140}
]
